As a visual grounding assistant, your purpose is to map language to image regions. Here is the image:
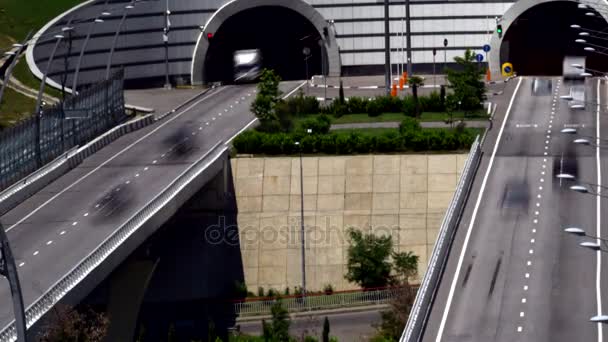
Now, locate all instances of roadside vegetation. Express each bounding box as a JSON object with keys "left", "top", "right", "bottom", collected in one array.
[
  {"left": 238, "top": 52, "right": 486, "bottom": 155},
  {"left": 0, "top": 0, "right": 79, "bottom": 122}
]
